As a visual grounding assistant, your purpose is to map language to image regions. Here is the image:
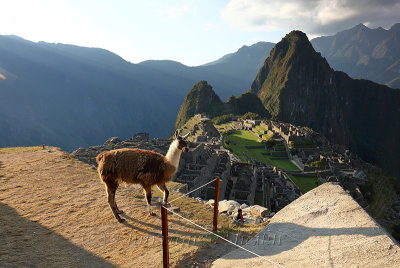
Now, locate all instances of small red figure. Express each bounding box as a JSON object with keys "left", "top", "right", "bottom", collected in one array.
[{"left": 236, "top": 208, "right": 244, "bottom": 223}]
